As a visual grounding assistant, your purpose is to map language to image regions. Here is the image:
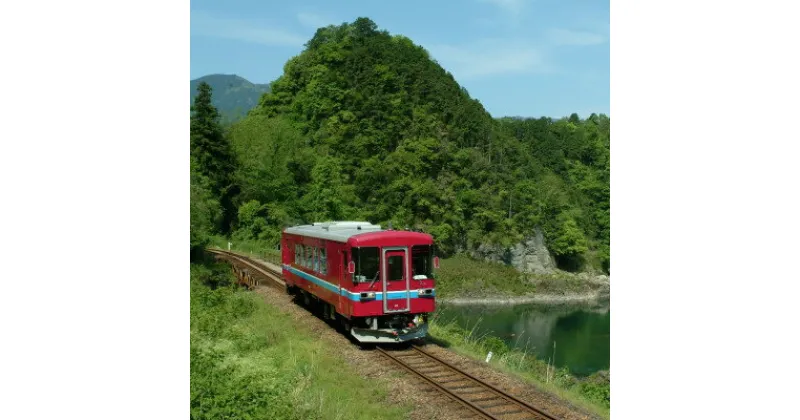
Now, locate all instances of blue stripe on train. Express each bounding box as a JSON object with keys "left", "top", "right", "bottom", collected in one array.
[{"left": 282, "top": 264, "right": 435, "bottom": 302}]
